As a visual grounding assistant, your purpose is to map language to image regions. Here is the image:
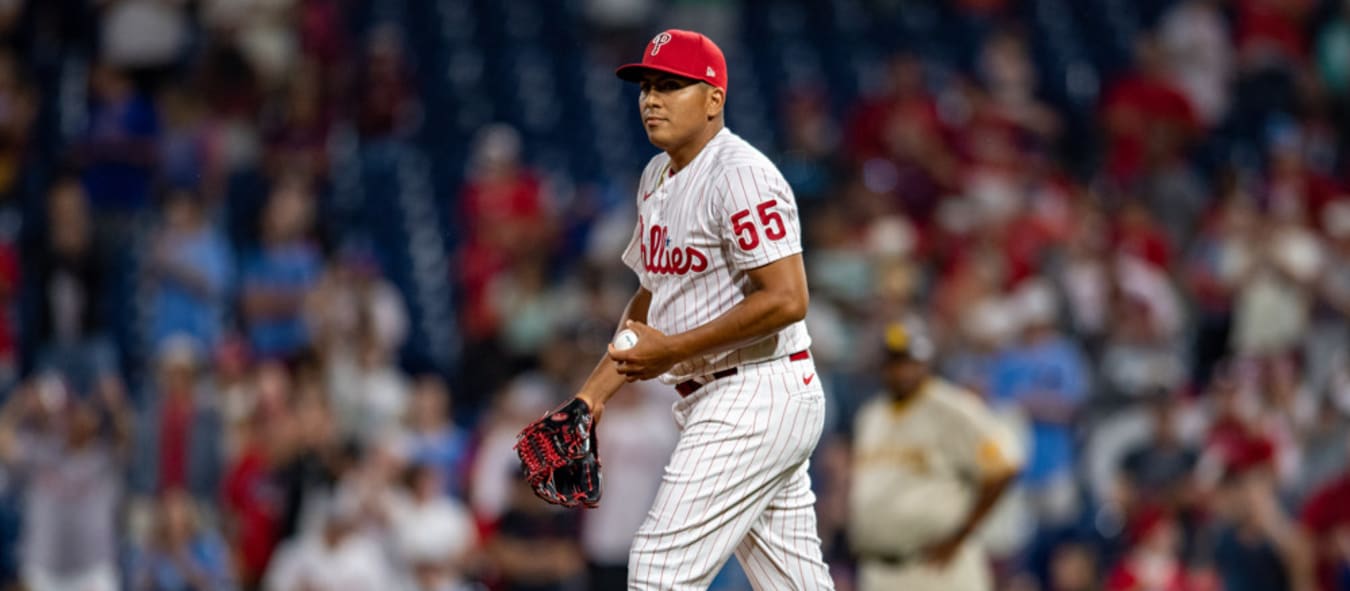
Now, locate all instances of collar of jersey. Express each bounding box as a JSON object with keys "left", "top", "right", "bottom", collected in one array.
[{"left": 656, "top": 127, "right": 733, "bottom": 196}]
